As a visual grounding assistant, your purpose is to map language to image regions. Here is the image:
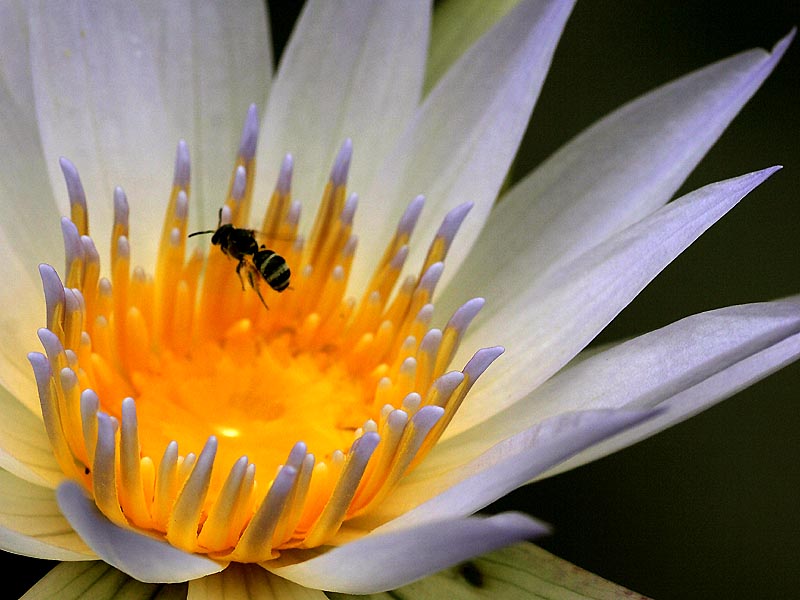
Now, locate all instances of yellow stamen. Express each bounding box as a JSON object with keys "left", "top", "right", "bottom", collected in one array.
[{"left": 30, "top": 107, "right": 502, "bottom": 562}]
